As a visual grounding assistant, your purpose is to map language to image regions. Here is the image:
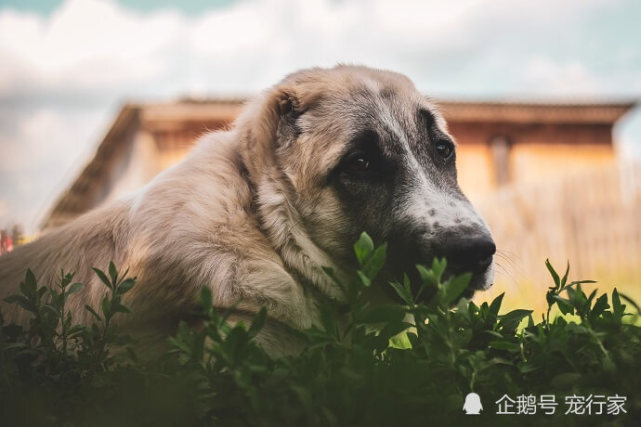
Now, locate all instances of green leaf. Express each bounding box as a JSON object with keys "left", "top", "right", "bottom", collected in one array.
[
  {"left": 92, "top": 267, "right": 111, "bottom": 289},
  {"left": 4, "top": 294, "right": 33, "bottom": 312},
  {"left": 361, "top": 243, "right": 387, "bottom": 280},
  {"left": 389, "top": 331, "right": 413, "bottom": 349},
  {"left": 415, "top": 264, "right": 437, "bottom": 287},
  {"left": 545, "top": 259, "right": 560, "bottom": 289},
  {"left": 414, "top": 265, "right": 437, "bottom": 301},
  {"left": 552, "top": 295, "right": 574, "bottom": 315},
  {"left": 566, "top": 286, "right": 587, "bottom": 309},
  {"left": 381, "top": 321, "right": 412, "bottom": 340},
  {"left": 24, "top": 269, "right": 38, "bottom": 295},
  {"left": 108, "top": 261, "right": 118, "bottom": 284},
  {"left": 111, "top": 303, "right": 132, "bottom": 314},
  {"left": 61, "top": 270, "right": 74, "bottom": 284},
  {"left": 586, "top": 289, "right": 598, "bottom": 310},
  {"left": 66, "top": 282, "right": 84, "bottom": 296},
  {"left": 488, "top": 292, "right": 504, "bottom": 322},
  {"left": 407, "top": 332, "right": 419, "bottom": 348},
  {"left": 564, "top": 279, "right": 597, "bottom": 288},
  {"left": 560, "top": 261, "right": 570, "bottom": 288},
  {"left": 357, "top": 270, "right": 372, "bottom": 287},
  {"left": 85, "top": 304, "right": 102, "bottom": 321},
  {"left": 489, "top": 340, "right": 521, "bottom": 352},
  {"left": 117, "top": 278, "right": 135, "bottom": 295},
  {"left": 499, "top": 309, "right": 533, "bottom": 330},
  {"left": 612, "top": 288, "right": 625, "bottom": 318},
  {"left": 441, "top": 273, "right": 471, "bottom": 306},
  {"left": 49, "top": 288, "right": 60, "bottom": 304},
  {"left": 389, "top": 277, "right": 413, "bottom": 305},
  {"left": 101, "top": 298, "right": 111, "bottom": 316},
  {"left": 590, "top": 293, "right": 608, "bottom": 317},
  {"left": 431, "top": 258, "right": 447, "bottom": 282},
  {"left": 354, "top": 232, "right": 374, "bottom": 266}
]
